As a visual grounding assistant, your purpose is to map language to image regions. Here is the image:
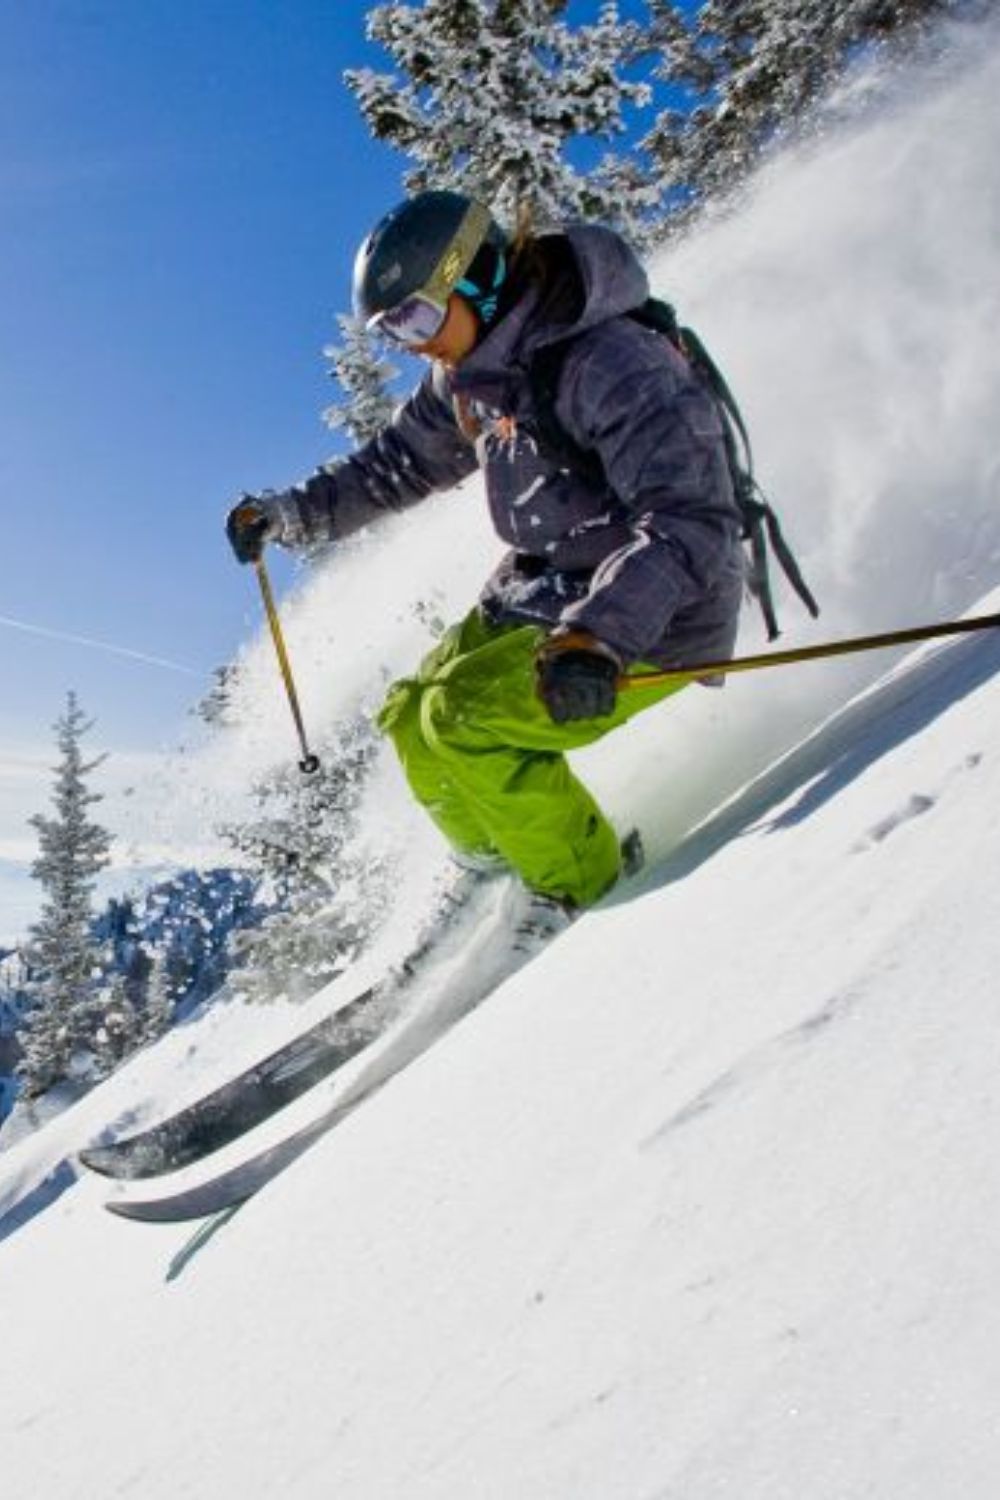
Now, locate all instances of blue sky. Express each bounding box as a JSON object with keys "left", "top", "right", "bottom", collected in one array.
[
  {"left": 0, "top": 0, "right": 666, "bottom": 752},
  {"left": 2, "top": 1, "right": 395, "bottom": 748}
]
